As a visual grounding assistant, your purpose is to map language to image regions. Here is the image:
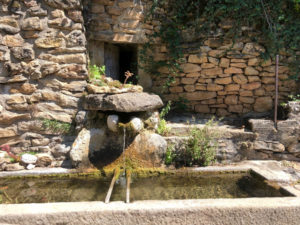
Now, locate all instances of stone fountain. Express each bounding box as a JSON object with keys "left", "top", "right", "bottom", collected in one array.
[{"left": 69, "top": 82, "right": 167, "bottom": 169}]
